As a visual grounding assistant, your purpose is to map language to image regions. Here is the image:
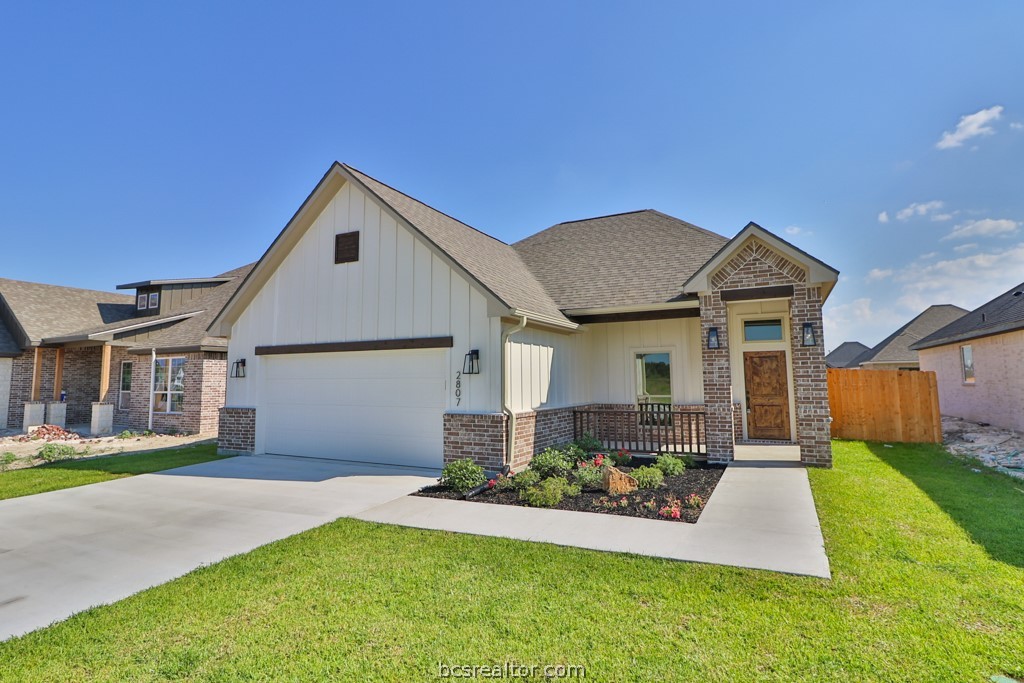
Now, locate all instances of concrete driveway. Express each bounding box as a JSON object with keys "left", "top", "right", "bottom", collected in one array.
[{"left": 0, "top": 455, "right": 436, "bottom": 641}]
